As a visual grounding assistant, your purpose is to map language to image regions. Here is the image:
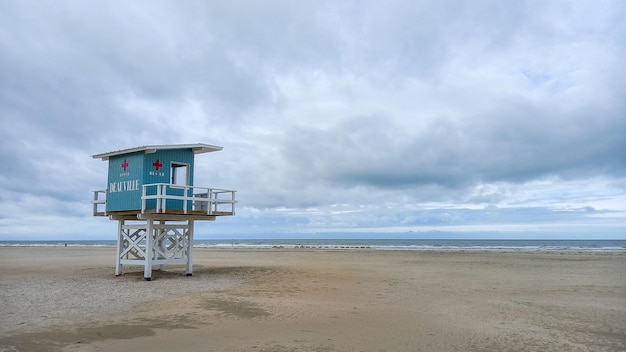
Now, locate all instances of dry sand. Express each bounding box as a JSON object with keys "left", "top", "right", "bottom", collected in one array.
[{"left": 0, "top": 246, "right": 624, "bottom": 351}]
